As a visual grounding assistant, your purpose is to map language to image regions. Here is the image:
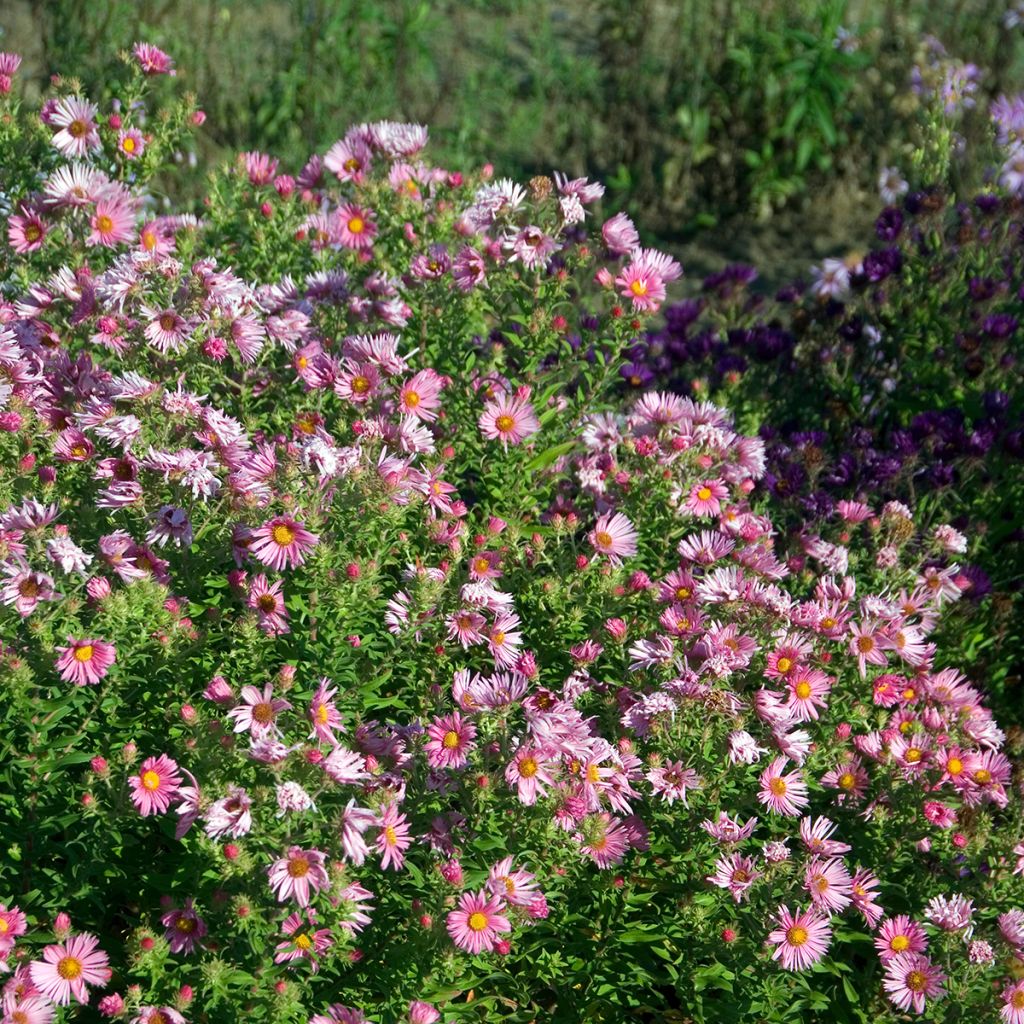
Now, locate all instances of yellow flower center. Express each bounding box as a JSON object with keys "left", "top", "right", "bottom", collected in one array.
[
  {"left": 73, "top": 644, "right": 94, "bottom": 663},
  {"left": 474, "top": 558, "right": 491, "bottom": 574},
  {"left": 490, "top": 630, "right": 505, "bottom": 647},
  {"left": 769, "top": 777, "right": 788, "bottom": 796},
  {"left": 384, "top": 826, "right": 397, "bottom": 845},
  {"left": 352, "top": 376, "right": 370, "bottom": 394},
  {"left": 821, "top": 617, "right": 836, "bottom": 629},
  {"left": 629, "top": 279, "right": 648, "bottom": 296},
  {"left": 295, "top": 932, "right": 313, "bottom": 950},
  {"left": 676, "top": 586, "right": 691, "bottom": 600},
  {"left": 594, "top": 531, "right": 613, "bottom": 548},
  {"left": 1013, "top": 991, "right": 1024, "bottom": 1009},
  {"left": 141, "top": 770, "right": 161, "bottom": 791},
  {"left": 271, "top": 523, "right": 296, "bottom": 546},
  {"left": 142, "top": 230, "right": 157, "bottom": 250},
  {"left": 404, "top": 390, "right": 420, "bottom": 407},
  {"left": 442, "top": 730, "right": 460, "bottom": 749},
  {"left": 122, "top": 136, "right": 137, "bottom": 153},
  {"left": 495, "top": 414, "right": 516, "bottom": 433},
  {"left": 252, "top": 702, "right": 275, "bottom": 725},
  {"left": 697, "top": 486, "right": 712, "bottom": 502},
  {"left": 176, "top": 917, "right": 196, "bottom": 933},
  {"left": 857, "top": 636, "right": 874, "bottom": 653},
  {"left": 25, "top": 223, "right": 42, "bottom": 242},
  {"left": 975, "top": 768, "right": 992, "bottom": 784},
  {"left": 905, "top": 748, "right": 922, "bottom": 764},
  {"left": 468, "top": 911, "right": 488, "bottom": 932},
  {"left": 348, "top": 216, "right": 364, "bottom": 234},
  {"left": 519, "top": 757, "right": 538, "bottom": 778},
  {"left": 794, "top": 680, "right": 811, "bottom": 700},
  {"left": 68, "top": 119, "right": 87, "bottom": 139},
  {"left": 586, "top": 764, "right": 601, "bottom": 784},
  {"left": 57, "top": 955, "right": 82, "bottom": 979},
  {"left": 96, "top": 215, "right": 114, "bottom": 234},
  {"left": 287, "top": 857, "right": 310, "bottom": 878},
  {"left": 315, "top": 705, "right": 329, "bottom": 724},
  {"left": 786, "top": 926, "right": 808, "bottom": 946},
  {"left": 890, "top": 934, "right": 910, "bottom": 952},
  {"left": 906, "top": 970, "right": 927, "bottom": 993},
  {"left": 947, "top": 757, "right": 963, "bottom": 775},
  {"left": 838, "top": 772, "right": 855, "bottom": 790}
]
